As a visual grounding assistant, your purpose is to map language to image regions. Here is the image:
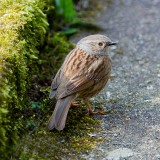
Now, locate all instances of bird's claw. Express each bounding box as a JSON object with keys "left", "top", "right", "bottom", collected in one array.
[
  {"left": 71, "top": 102, "right": 80, "bottom": 107},
  {"left": 86, "top": 108, "right": 99, "bottom": 115}
]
